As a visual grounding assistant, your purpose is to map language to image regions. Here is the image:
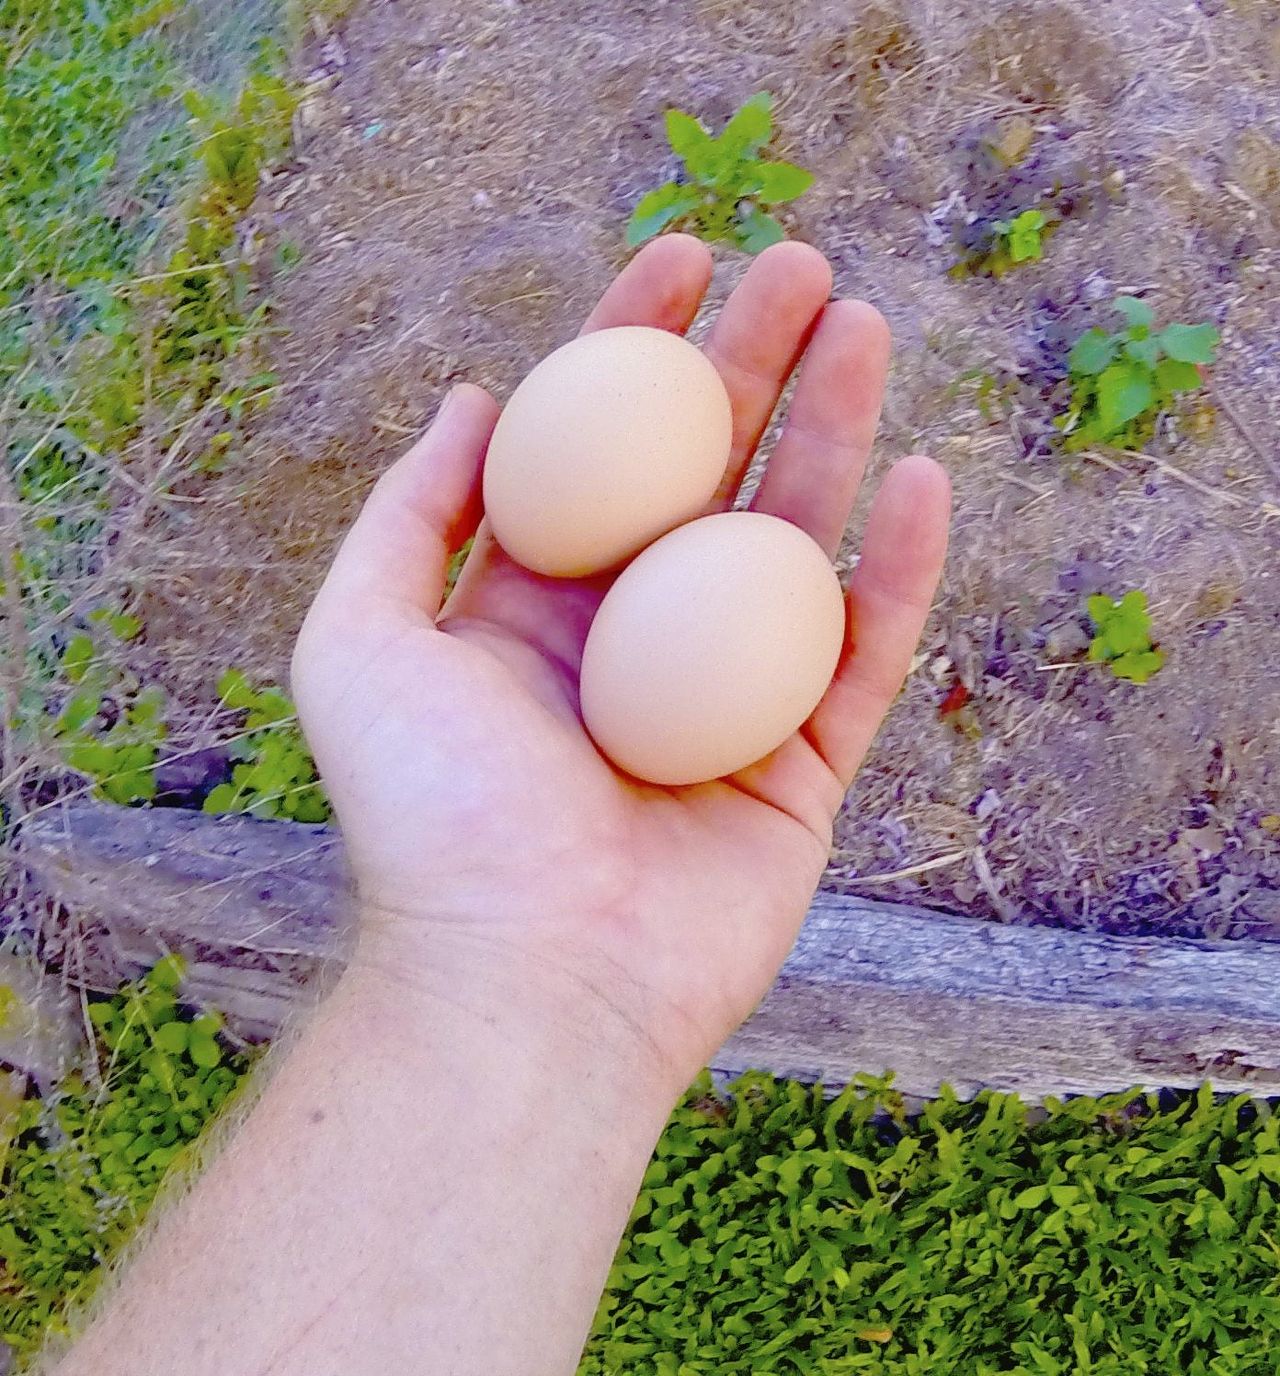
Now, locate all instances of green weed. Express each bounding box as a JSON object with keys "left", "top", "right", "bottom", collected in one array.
[
  {"left": 51, "top": 615, "right": 166, "bottom": 806},
  {"left": 0, "top": 957, "right": 251, "bottom": 1362},
  {"left": 951, "top": 207, "right": 1054, "bottom": 277},
  {"left": 1087, "top": 590, "right": 1165, "bottom": 684},
  {"left": 584, "top": 1072, "right": 1280, "bottom": 1374},
  {"left": 38, "top": 641, "right": 331, "bottom": 821},
  {"left": 1058, "top": 297, "right": 1219, "bottom": 452},
  {"left": 627, "top": 93, "right": 813, "bottom": 254},
  {"left": 995, "top": 208, "right": 1048, "bottom": 264},
  {"left": 204, "top": 670, "right": 330, "bottom": 822},
  {"left": 159, "top": 64, "right": 295, "bottom": 384}
]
